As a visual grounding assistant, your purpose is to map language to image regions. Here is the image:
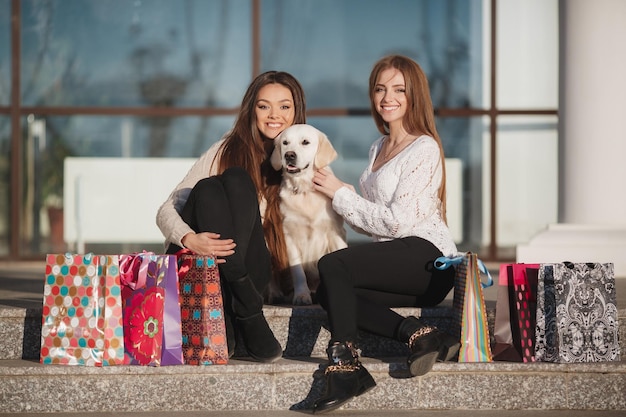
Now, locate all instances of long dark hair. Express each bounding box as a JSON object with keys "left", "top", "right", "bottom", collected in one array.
[{"left": 217, "top": 71, "right": 307, "bottom": 278}]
